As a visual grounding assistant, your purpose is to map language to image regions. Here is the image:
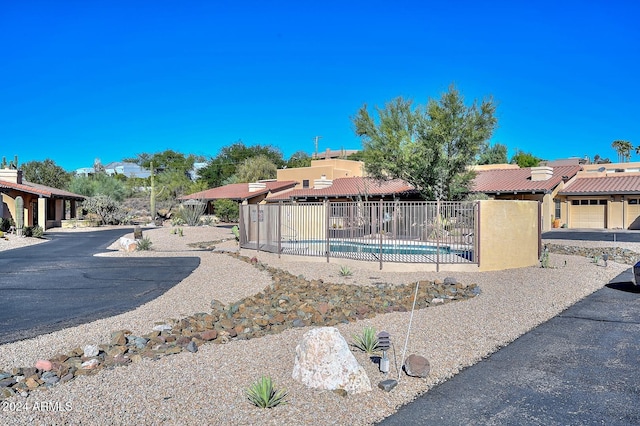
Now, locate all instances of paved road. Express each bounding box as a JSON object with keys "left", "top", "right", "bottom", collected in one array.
[
  {"left": 379, "top": 269, "right": 640, "bottom": 425},
  {"left": 543, "top": 229, "right": 640, "bottom": 242},
  {"left": 0, "top": 229, "right": 200, "bottom": 344}
]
